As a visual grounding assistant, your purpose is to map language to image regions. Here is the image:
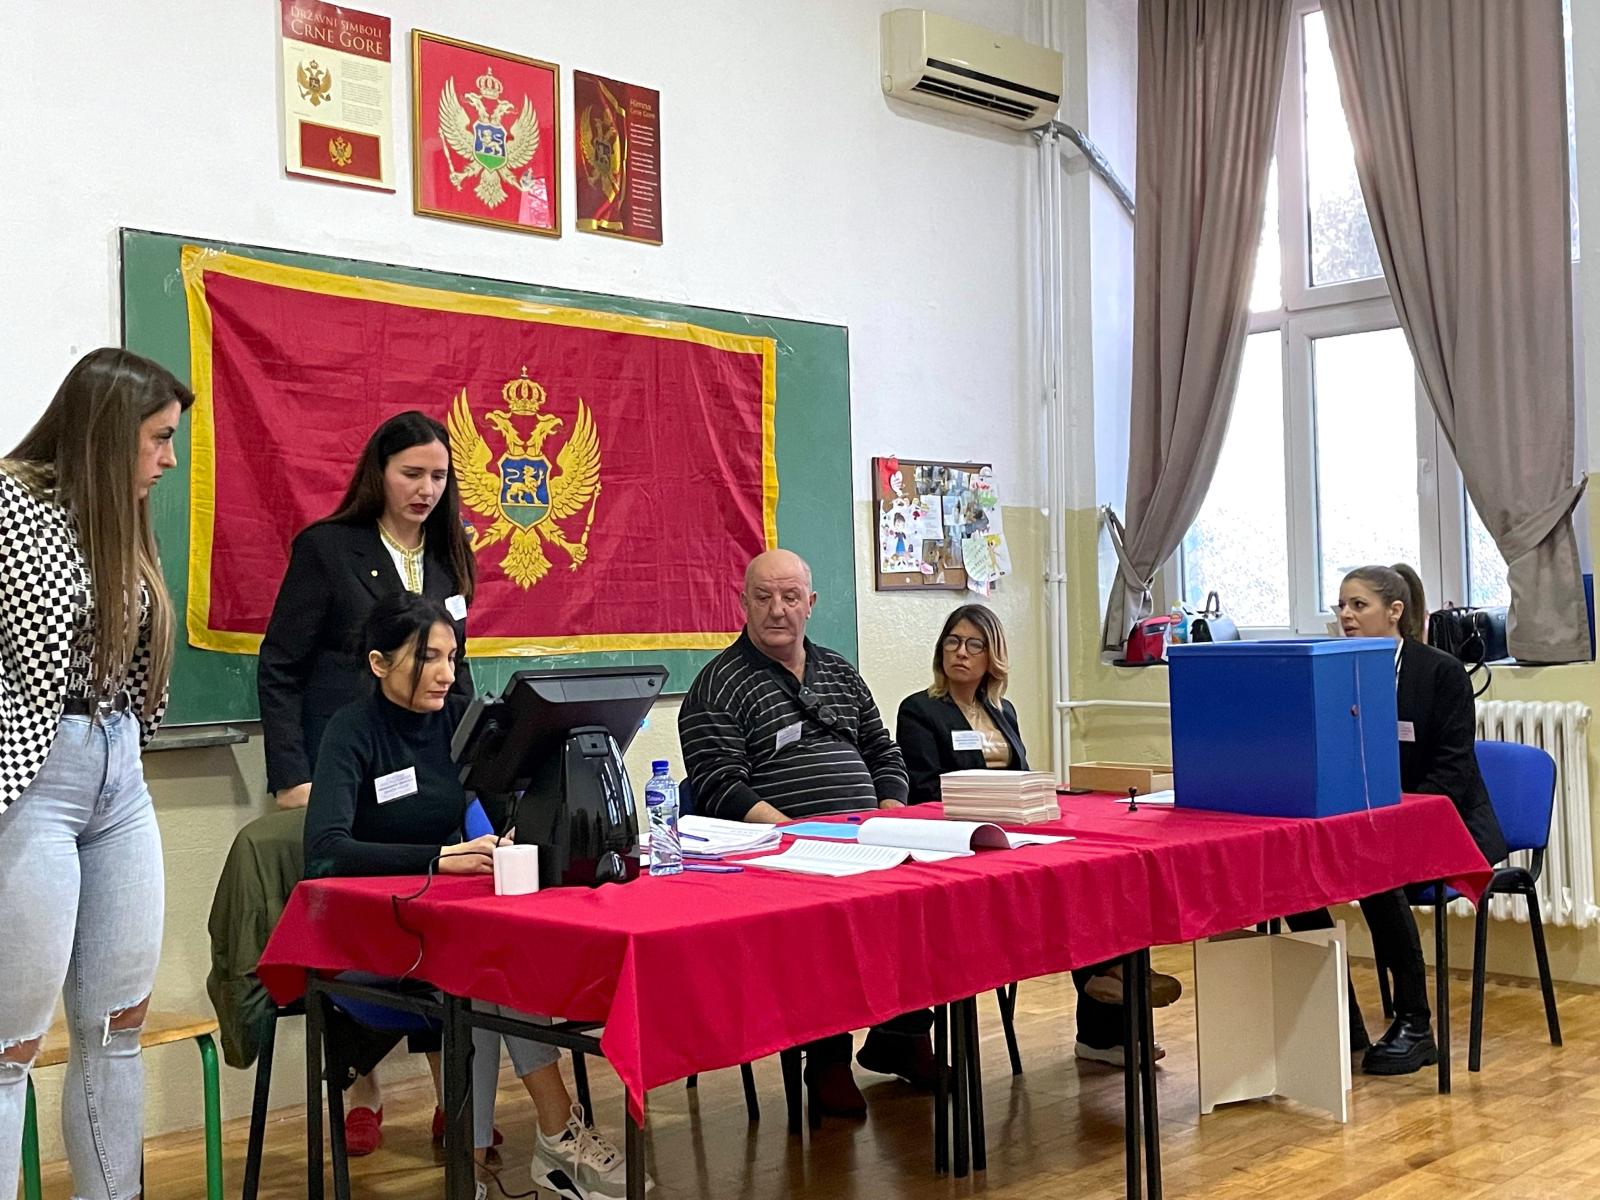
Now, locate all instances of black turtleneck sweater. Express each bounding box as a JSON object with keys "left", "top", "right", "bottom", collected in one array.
[{"left": 304, "top": 688, "right": 472, "bottom": 878}]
